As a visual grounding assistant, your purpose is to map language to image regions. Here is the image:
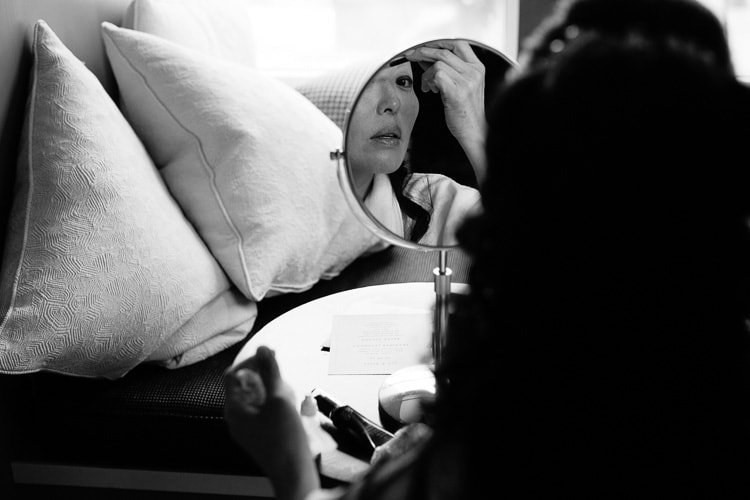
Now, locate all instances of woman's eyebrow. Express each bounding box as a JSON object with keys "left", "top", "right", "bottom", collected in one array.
[{"left": 389, "top": 56, "right": 408, "bottom": 67}]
